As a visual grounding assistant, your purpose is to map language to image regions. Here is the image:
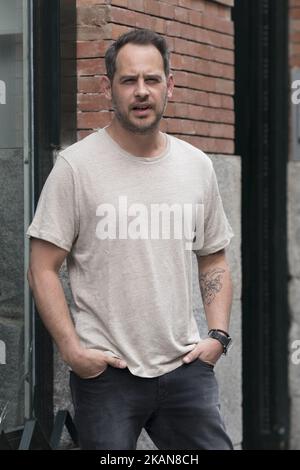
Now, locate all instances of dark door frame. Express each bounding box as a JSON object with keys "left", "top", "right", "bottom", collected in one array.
[
  {"left": 234, "top": 0, "right": 290, "bottom": 449},
  {"left": 32, "top": 0, "right": 61, "bottom": 438}
]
